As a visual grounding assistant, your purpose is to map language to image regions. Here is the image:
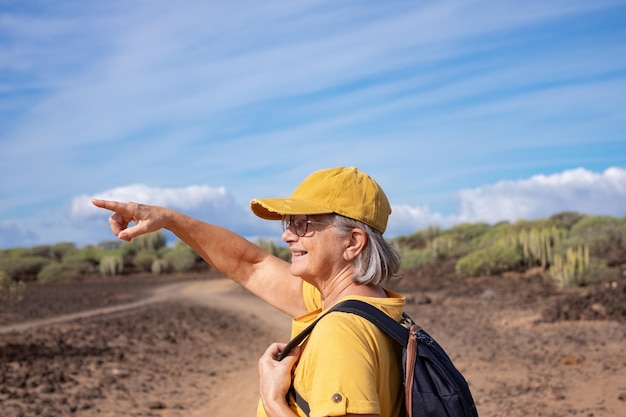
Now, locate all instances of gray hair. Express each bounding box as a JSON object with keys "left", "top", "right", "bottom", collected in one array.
[{"left": 331, "top": 214, "right": 401, "bottom": 286}]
